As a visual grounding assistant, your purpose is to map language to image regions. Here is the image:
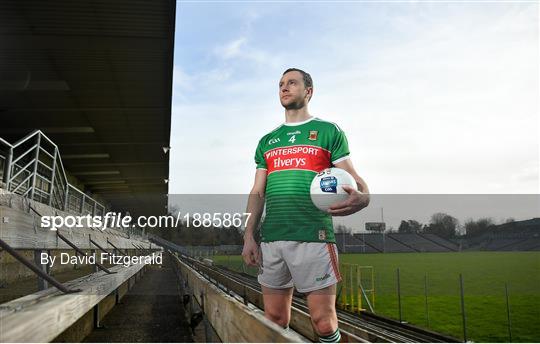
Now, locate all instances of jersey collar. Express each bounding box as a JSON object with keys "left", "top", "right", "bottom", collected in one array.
[{"left": 283, "top": 116, "right": 316, "bottom": 127}]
